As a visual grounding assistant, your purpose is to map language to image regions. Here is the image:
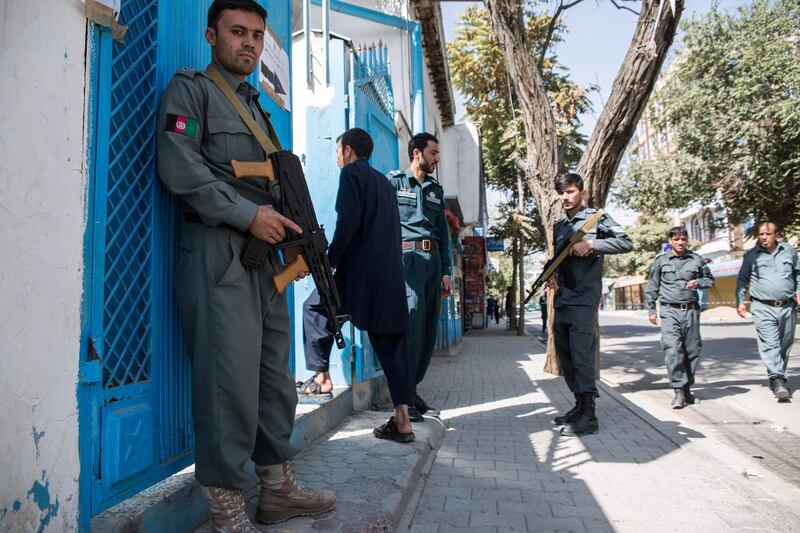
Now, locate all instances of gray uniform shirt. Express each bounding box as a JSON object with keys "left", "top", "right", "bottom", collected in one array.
[
  {"left": 553, "top": 208, "right": 633, "bottom": 308},
  {"left": 645, "top": 251, "right": 714, "bottom": 312},
  {"left": 736, "top": 243, "right": 800, "bottom": 304},
  {"left": 157, "top": 64, "right": 279, "bottom": 230}
]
